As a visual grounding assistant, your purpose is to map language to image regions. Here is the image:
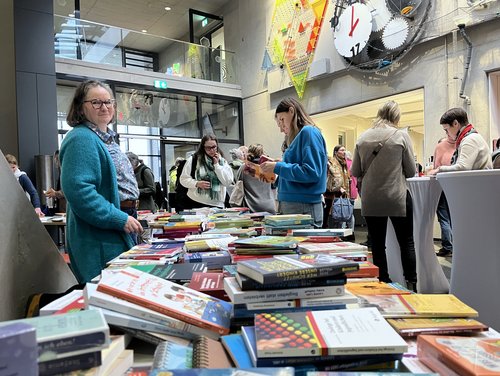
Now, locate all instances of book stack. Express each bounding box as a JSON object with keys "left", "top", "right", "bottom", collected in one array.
[
  {"left": 237, "top": 307, "right": 408, "bottom": 371},
  {"left": 263, "top": 214, "right": 314, "bottom": 236},
  {"left": 0, "top": 310, "right": 110, "bottom": 376},
  {"left": 184, "top": 235, "right": 237, "bottom": 253},
  {"left": 225, "top": 253, "right": 360, "bottom": 321},
  {"left": 93, "top": 267, "right": 232, "bottom": 339},
  {"left": 183, "top": 250, "right": 232, "bottom": 270},
  {"left": 159, "top": 221, "right": 203, "bottom": 239},
  {"left": 229, "top": 235, "right": 306, "bottom": 264},
  {"left": 345, "top": 261, "right": 380, "bottom": 282},
  {"left": 298, "top": 240, "right": 368, "bottom": 256}
]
